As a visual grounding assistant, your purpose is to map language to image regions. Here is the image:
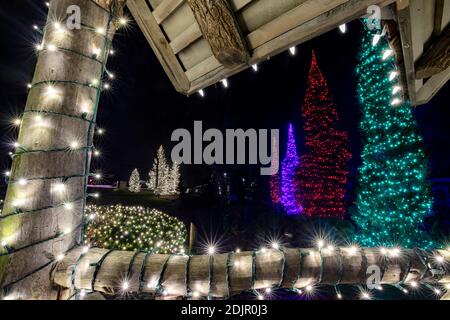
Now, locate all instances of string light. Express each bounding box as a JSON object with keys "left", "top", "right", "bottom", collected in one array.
[
  {"left": 207, "top": 246, "right": 216, "bottom": 255},
  {"left": 339, "top": 24, "right": 346, "bottom": 33},
  {"left": 392, "top": 85, "right": 401, "bottom": 94},
  {"left": 265, "top": 288, "right": 272, "bottom": 293},
  {"left": 235, "top": 248, "right": 241, "bottom": 253},
  {"left": 391, "top": 98, "right": 402, "bottom": 106},
  {"left": 260, "top": 247, "right": 267, "bottom": 253},
  {"left": 18, "top": 178, "right": 28, "bottom": 186},
  {"left": 289, "top": 46, "right": 296, "bottom": 55},
  {"left": 56, "top": 254, "right": 65, "bottom": 261},
  {"left": 119, "top": 17, "right": 128, "bottom": 26},
  {"left": 389, "top": 71, "right": 398, "bottom": 81},
  {"left": 122, "top": 281, "right": 129, "bottom": 291},
  {"left": 96, "top": 27, "right": 106, "bottom": 35},
  {"left": 47, "top": 43, "right": 57, "bottom": 52},
  {"left": 337, "top": 293, "right": 343, "bottom": 299},
  {"left": 94, "top": 150, "right": 101, "bottom": 157},
  {"left": 103, "top": 83, "right": 110, "bottom": 90},
  {"left": 252, "top": 64, "right": 258, "bottom": 72},
  {"left": 372, "top": 34, "right": 382, "bottom": 46},
  {"left": 69, "top": 141, "right": 80, "bottom": 149},
  {"left": 64, "top": 203, "right": 74, "bottom": 210},
  {"left": 13, "top": 118, "right": 21, "bottom": 126},
  {"left": 192, "top": 291, "right": 200, "bottom": 298},
  {"left": 317, "top": 239, "right": 325, "bottom": 249},
  {"left": 198, "top": 89, "right": 205, "bottom": 97},
  {"left": 271, "top": 242, "right": 279, "bottom": 250},
  {"left": 221, "top": 79, "right": 228, "bottom": 88},
  {"left": 382, "top": 48, "right": 393, "bottom": 60},
  {"left": 52, "top": 182, "right": 66, "bottom": 193},
  {"left": 4, "top": 171, "right": 11, "bottom": 177},
  {"left": 305, "top": 285, "right": 313, "bottom": 292}
]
